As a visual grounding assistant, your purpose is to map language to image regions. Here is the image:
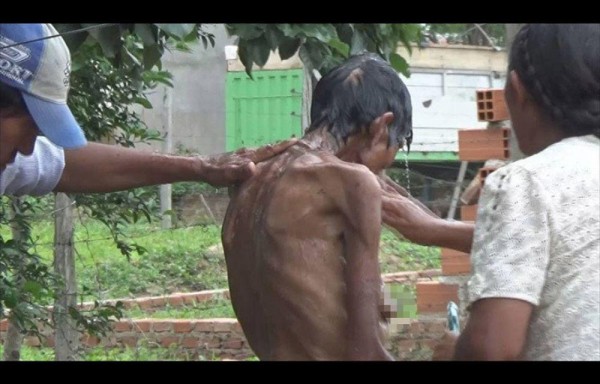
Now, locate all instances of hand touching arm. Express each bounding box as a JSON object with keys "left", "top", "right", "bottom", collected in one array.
[{"left": 381, "top": 187, "right": 474, "bottom": 253}]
